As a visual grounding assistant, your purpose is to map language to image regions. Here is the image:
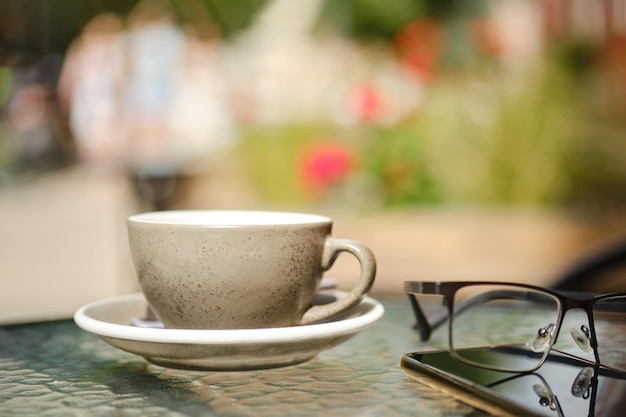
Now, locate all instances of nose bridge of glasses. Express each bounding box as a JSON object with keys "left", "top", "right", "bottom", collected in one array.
[
  {"left": 531, "top": 306, "right": 595, "bottom": 355},
  {"left": 553, "top": 307, "right": 597, "bottom": 359}
]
